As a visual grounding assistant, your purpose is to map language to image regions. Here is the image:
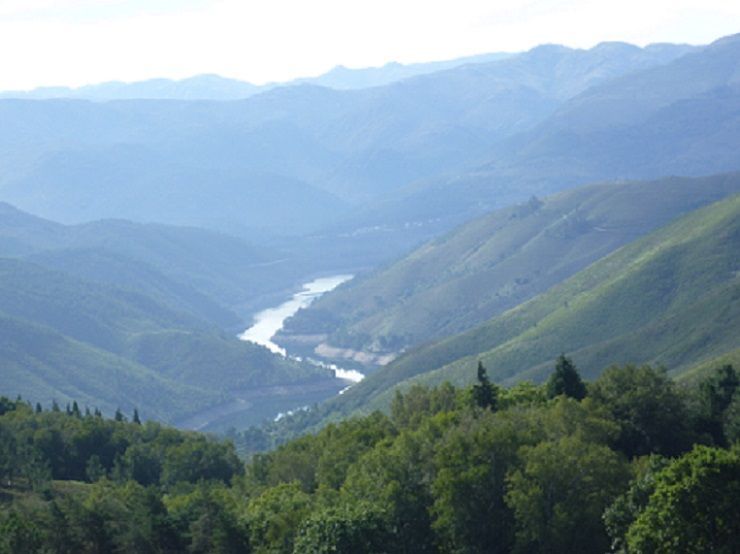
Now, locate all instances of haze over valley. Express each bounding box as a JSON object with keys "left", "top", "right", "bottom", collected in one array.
[{"left": 0, "top": 6, "right": 739, "bottom": 551}]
